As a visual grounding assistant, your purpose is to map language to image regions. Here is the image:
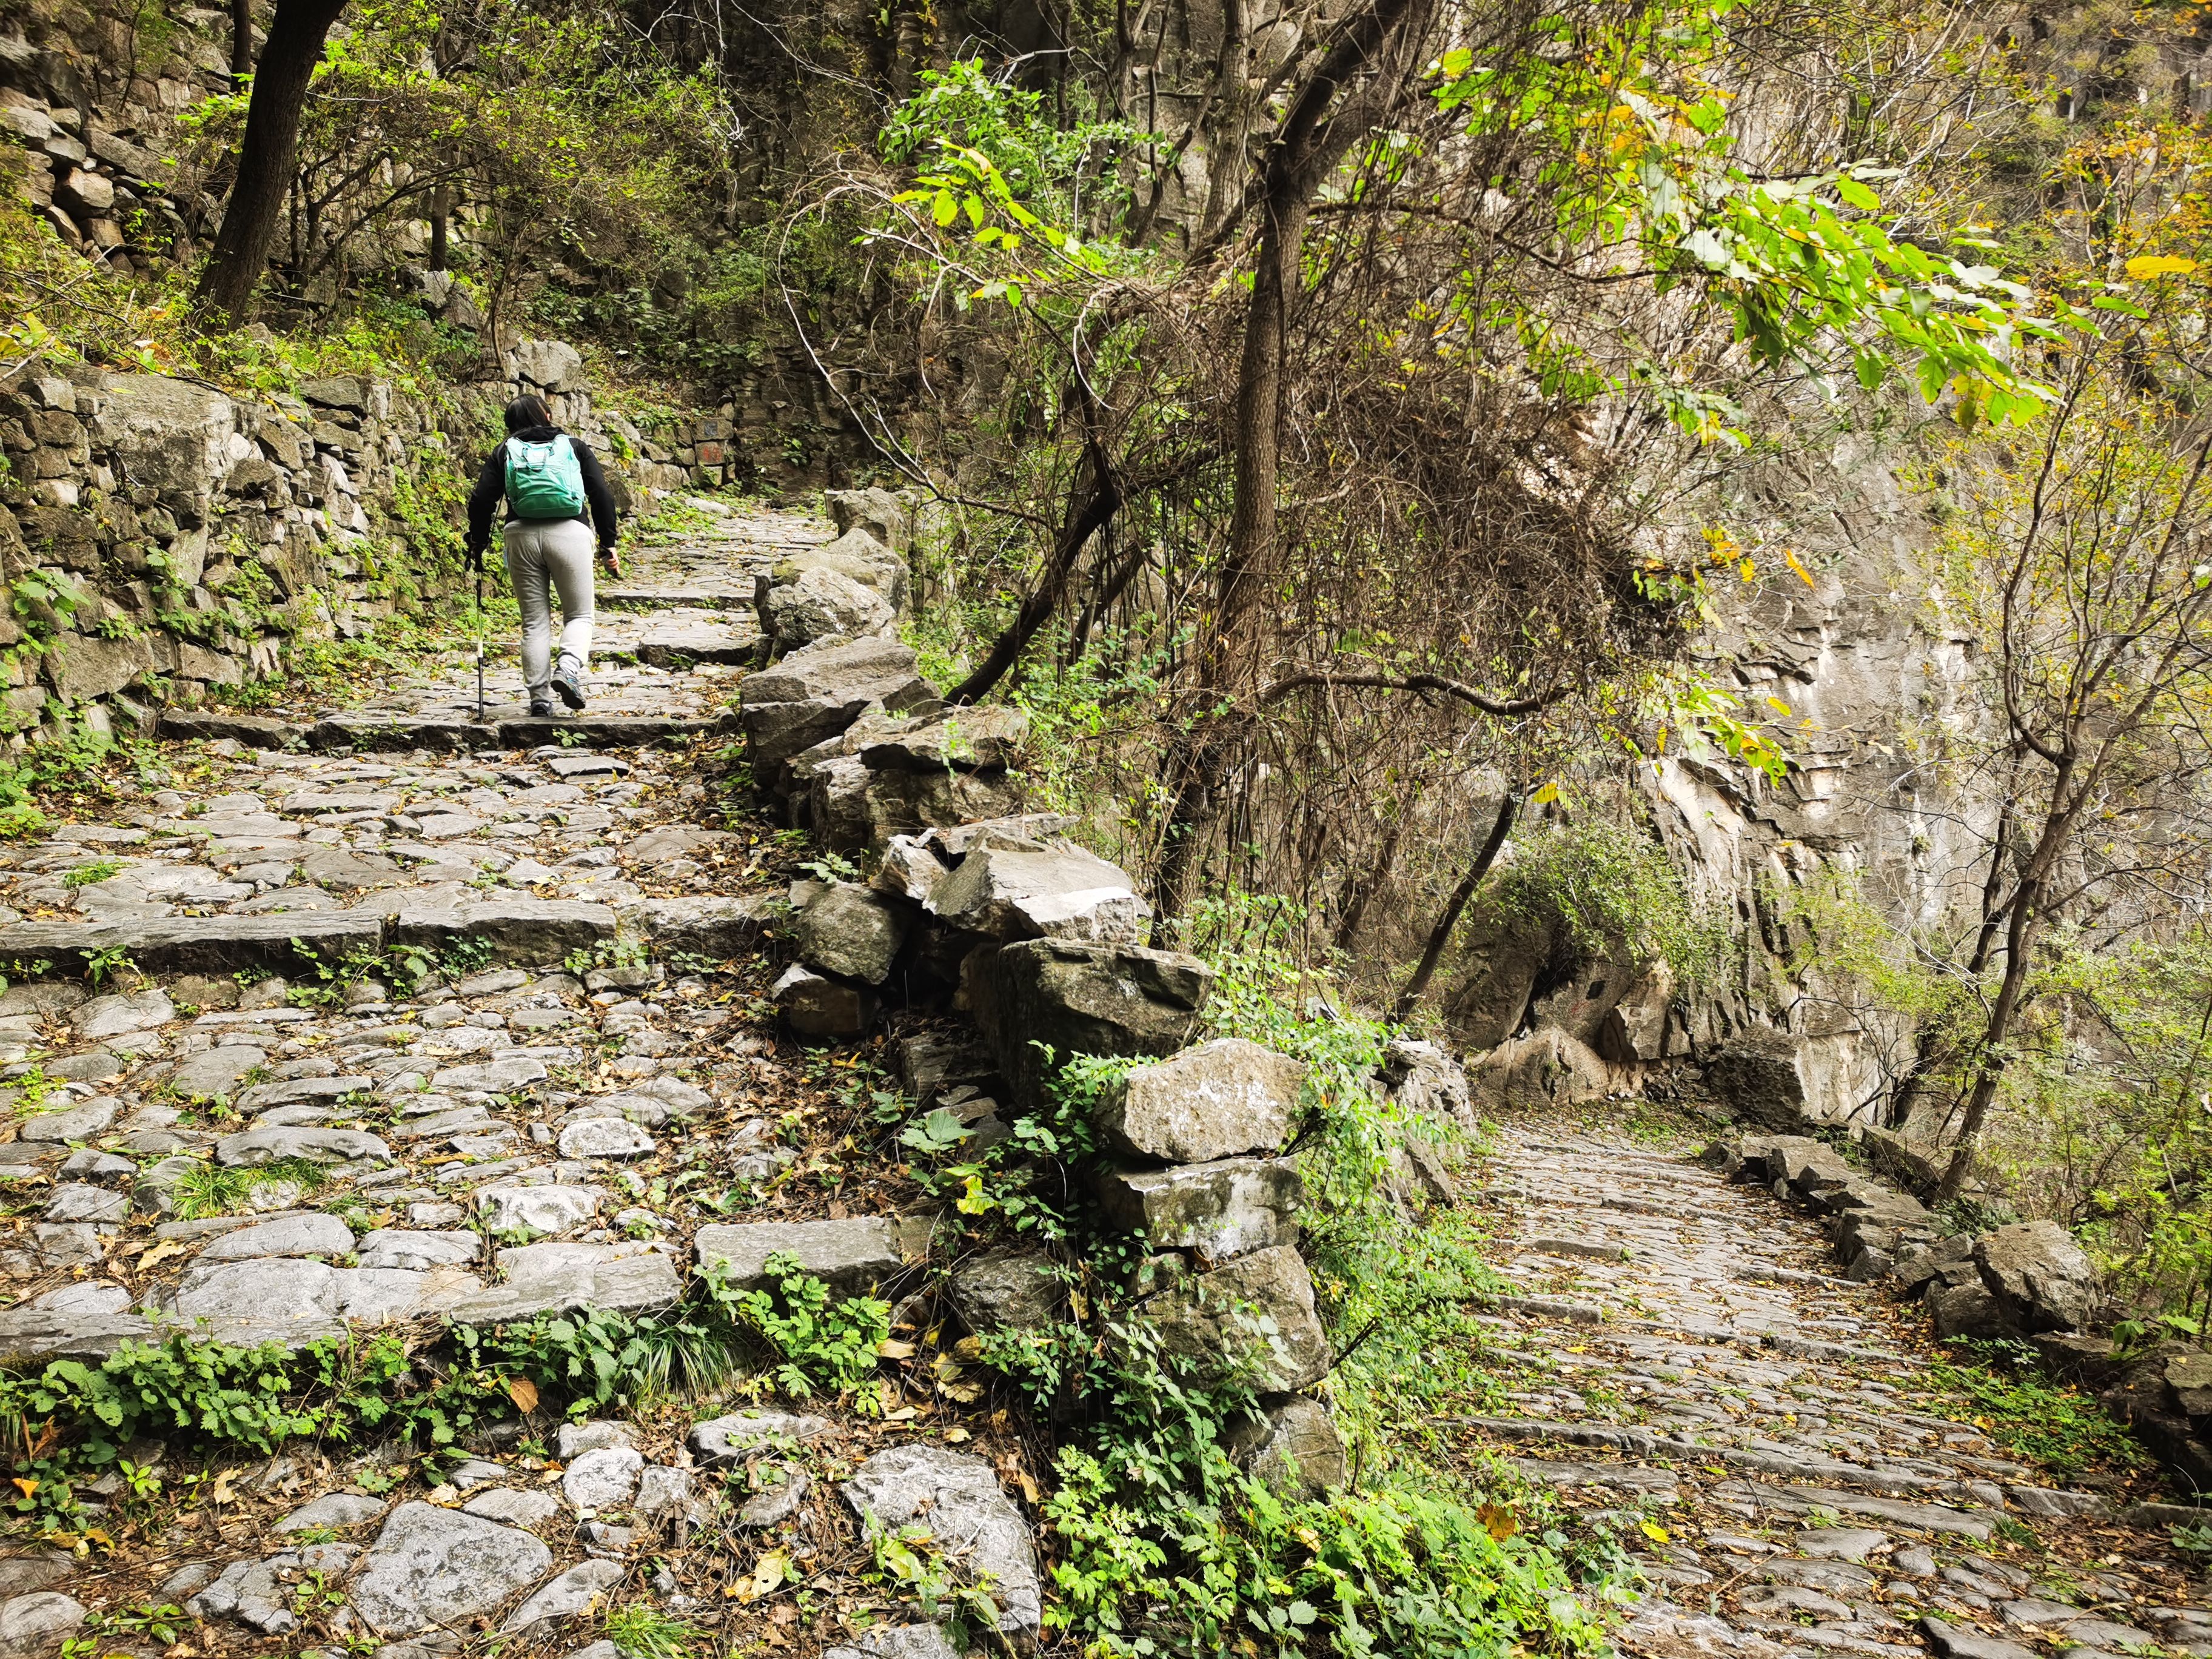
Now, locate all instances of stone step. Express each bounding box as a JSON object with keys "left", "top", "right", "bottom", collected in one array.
[
  {"left": 1460, "top": 1415, "right": 1995, "bottom": 1503},
  {"left": 158, "top": 710, "right": 739, "bottom": 752},
  {"left": 0, "top": 897, "right": 615, "bottom": 979},
  {"left": 599, "top": 586, "right": 752, "bottom": 611}
]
